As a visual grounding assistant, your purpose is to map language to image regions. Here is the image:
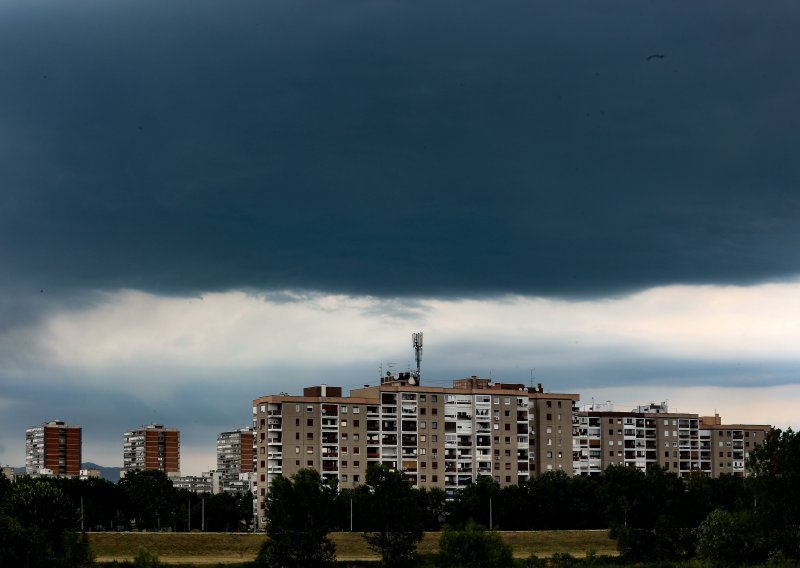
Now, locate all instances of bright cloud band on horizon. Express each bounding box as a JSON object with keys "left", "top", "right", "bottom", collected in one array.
[{"left": 11, "top": 281, "right": 800, "bottom": 375}]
